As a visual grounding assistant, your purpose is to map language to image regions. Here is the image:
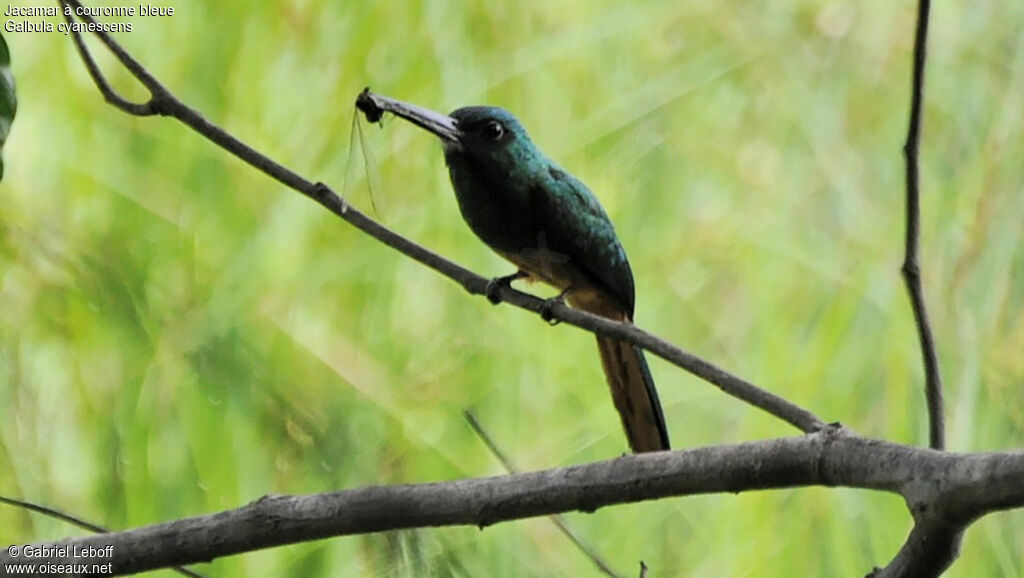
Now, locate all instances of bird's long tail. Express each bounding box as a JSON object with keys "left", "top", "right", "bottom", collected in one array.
[{"left": 595, "top": 335, "right": 670, "bottom": 452}]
